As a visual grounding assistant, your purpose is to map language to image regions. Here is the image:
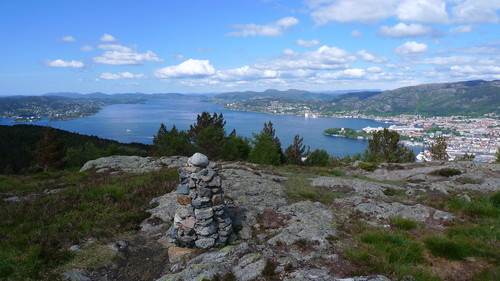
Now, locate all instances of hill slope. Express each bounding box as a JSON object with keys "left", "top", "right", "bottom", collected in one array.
[{"left": 335, "top": 80, "right": 500, "bottom": 116}]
